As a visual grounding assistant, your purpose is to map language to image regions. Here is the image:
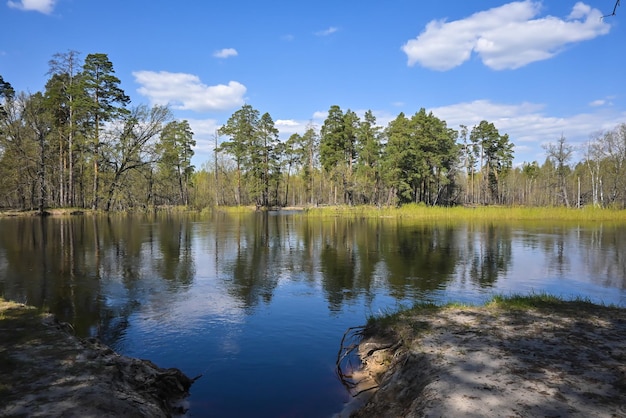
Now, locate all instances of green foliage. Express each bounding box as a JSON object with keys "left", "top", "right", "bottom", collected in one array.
[
  {"left": 0, "top": 92, "right": 46, "bottom": 209},
  {"left": 319, "top": 105, "right": 345, "bottom": 173},
  {"left": 470, "top": 120, "right": 514, "bottom": 204},
  {"left": 80, "top": 53, "right": 130, "bottom": 122},
  {"left": 217, "top": 105, "right": 284, "bottom": 207},
  {"left": 80, "top": 53, "right": 130, "bottom": 210},
  {"left": 218, "top": 104, "right": 259, "bottom": 205},
  {"left": 156, "top": 119, "right": 195, "bottom": 206},
  {"left": 383, "top": 109, "right": 458, "bottom": 205},
  {"left": 354, "top": 110, "right": 382, "bottom": 204}
]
